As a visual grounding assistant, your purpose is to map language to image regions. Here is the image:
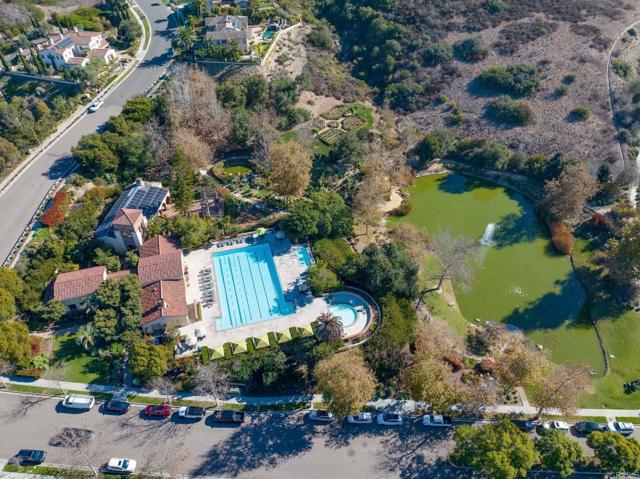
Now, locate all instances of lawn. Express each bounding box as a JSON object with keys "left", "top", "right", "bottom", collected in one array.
[
  {"left": 45, "top": 333, "right": 110, "bottom": 385},
  {"left": 572, "top": 235, "right": 640, "bottom": 408}
]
